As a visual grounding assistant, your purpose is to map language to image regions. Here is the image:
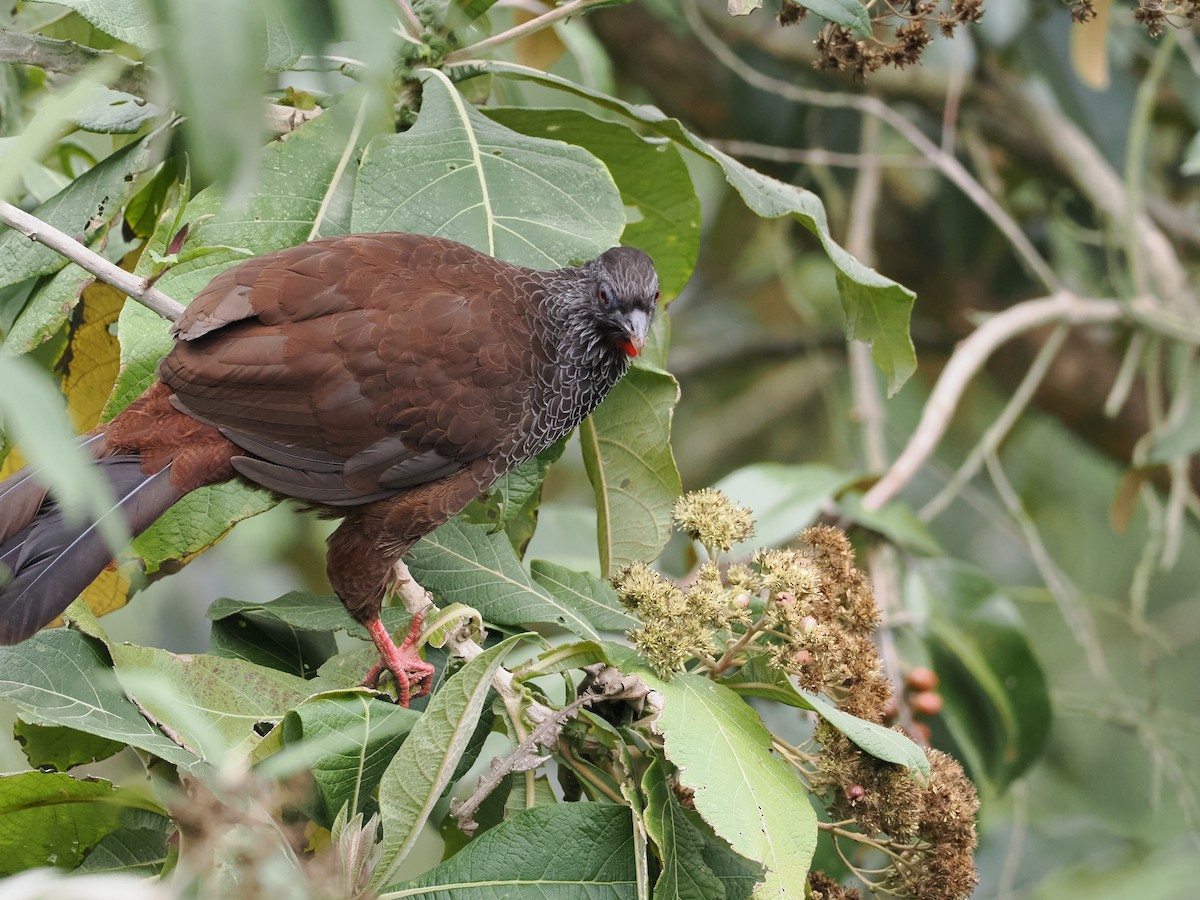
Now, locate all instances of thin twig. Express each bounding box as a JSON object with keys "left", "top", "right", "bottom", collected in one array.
[
  {"left": 444, "top": 0, "right": 613, "bottom": 63},
  {"left": 862, "top": 292, "right": 1124, "bottom": 512},
  {"left": 683, "top": 0, "right": 1062, "bottom": 293},
  {"left": 984, "top": 451, "right": 1110, "bottom": 681},
  {"left": 0, "top": 199, "right": 185, "bottom": 322},
  {"left": 920, "top": 324, "right": 1070, "bottom": 522}
]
